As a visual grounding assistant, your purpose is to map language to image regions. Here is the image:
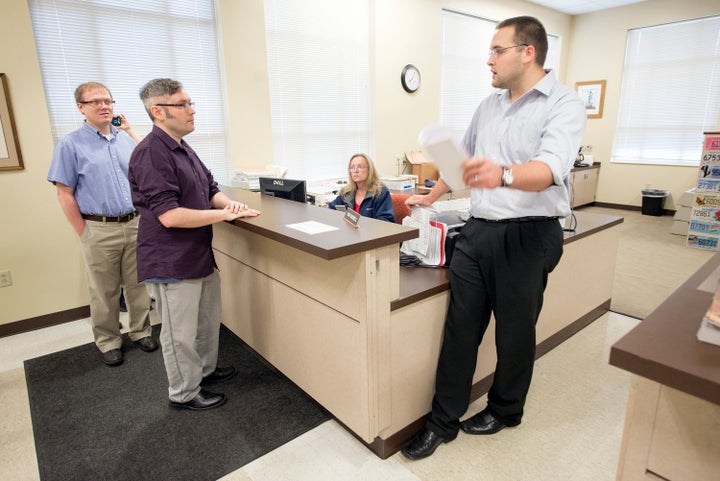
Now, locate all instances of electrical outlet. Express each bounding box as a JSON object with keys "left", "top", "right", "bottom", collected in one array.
[{"left": 0, "top": 270, "right": 11, "bottom": 288}]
